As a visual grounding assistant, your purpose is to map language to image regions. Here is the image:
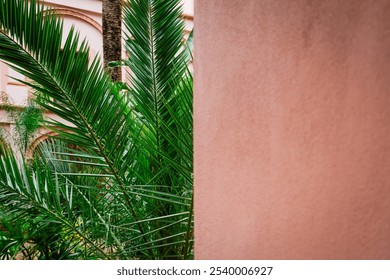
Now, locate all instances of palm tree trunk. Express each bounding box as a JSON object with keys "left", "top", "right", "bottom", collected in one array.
[{"left": 102, "top": 0, "right": 122, "bottom": 81}]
